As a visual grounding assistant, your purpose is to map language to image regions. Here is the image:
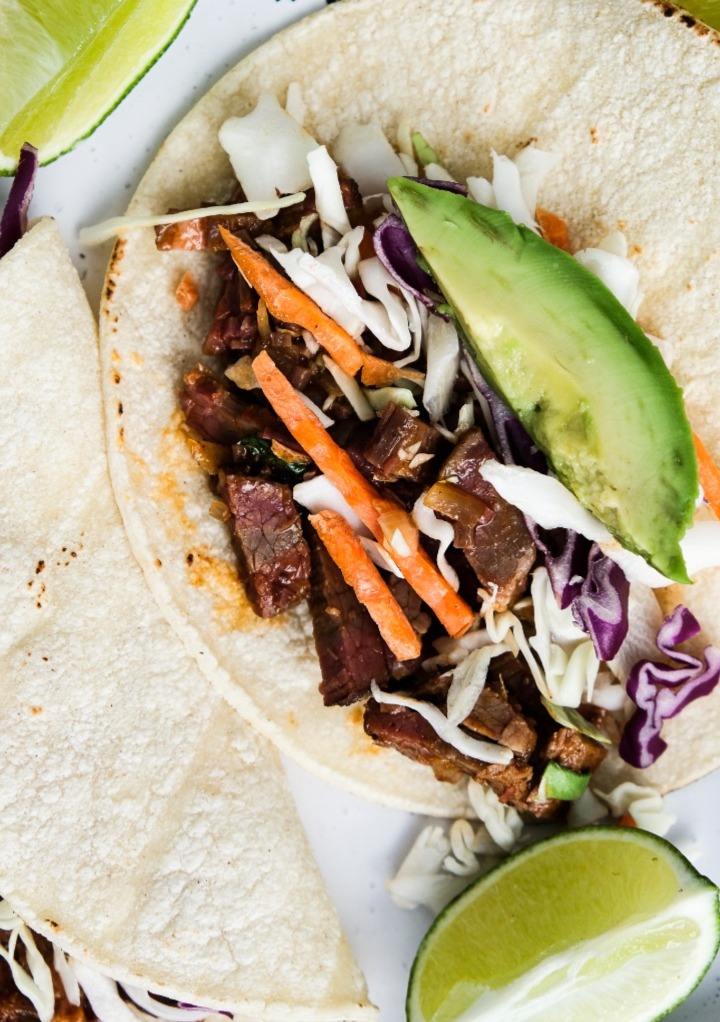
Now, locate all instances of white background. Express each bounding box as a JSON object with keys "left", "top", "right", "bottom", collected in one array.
[{"left": 3, "top": 1, "right": 720, "bottom": 1018}]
